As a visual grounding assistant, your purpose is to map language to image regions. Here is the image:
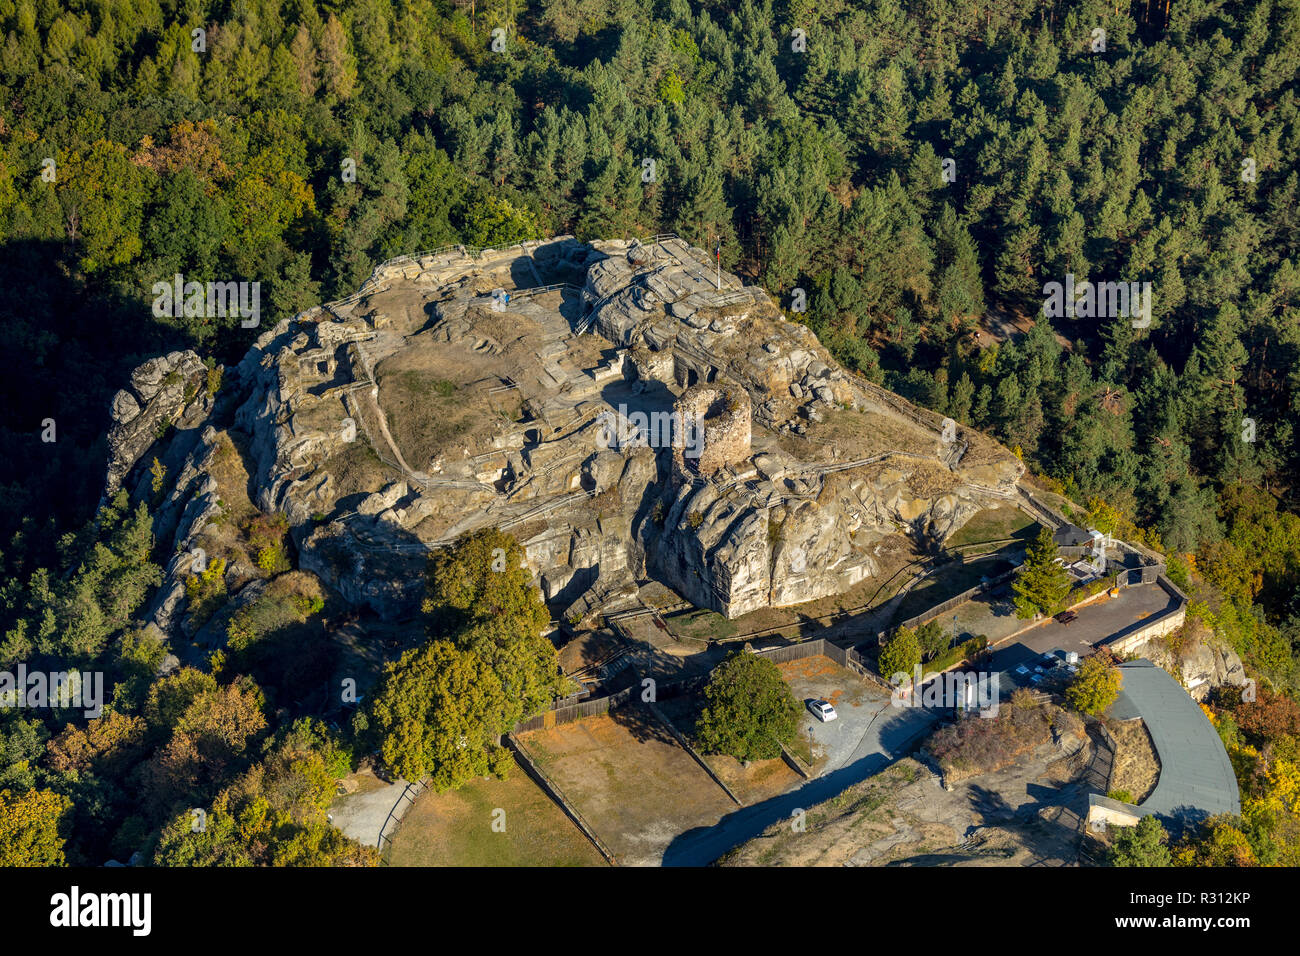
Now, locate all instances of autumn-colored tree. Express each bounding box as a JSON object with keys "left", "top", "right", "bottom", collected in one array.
[
  {"left": 1065, "top": 651, "right": 1122, "bottom": 716},
  {"left": 369, "top": 640, "right": 512, "bottom": 789},
  {"left": 144, "top": 668, "right": 220, "bottom": 735},
  {"left": 318, "top": 14, "right": 357, "bottom": 101},
  {"left": 140, "top": 677, "right": 267, "bottom": 816},
  {"left": 153, "top": 741, "right": 376, "bottom": 867},
  {"left": 134, "top": 120, "right": 231, "bottom": 182},
  {"left": 424, "top": 528, "right": 548, "bottom": 636},
  {"left": 0, "top": 788, "right": 71, "bottom": 866},
  {"left": 1173, "top": 815, "right": 1260, "bottom": 867},
  {"left": 421, "top": 528, "right": 561, "bottom": 725},
  {"left": 46, "top": 711, "right": 146, "bottom": 776},
  {"left": 1229, "top": 688, "right": 1300, "bottom": 744}
]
